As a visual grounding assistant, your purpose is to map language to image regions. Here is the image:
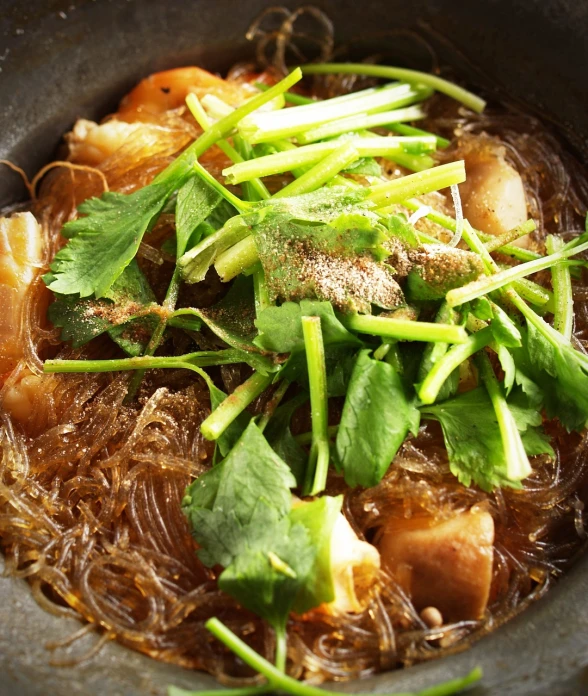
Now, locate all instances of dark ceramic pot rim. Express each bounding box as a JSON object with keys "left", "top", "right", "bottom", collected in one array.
[{"left": 1, "top": 2, "right": 587, "bottom": 694}]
